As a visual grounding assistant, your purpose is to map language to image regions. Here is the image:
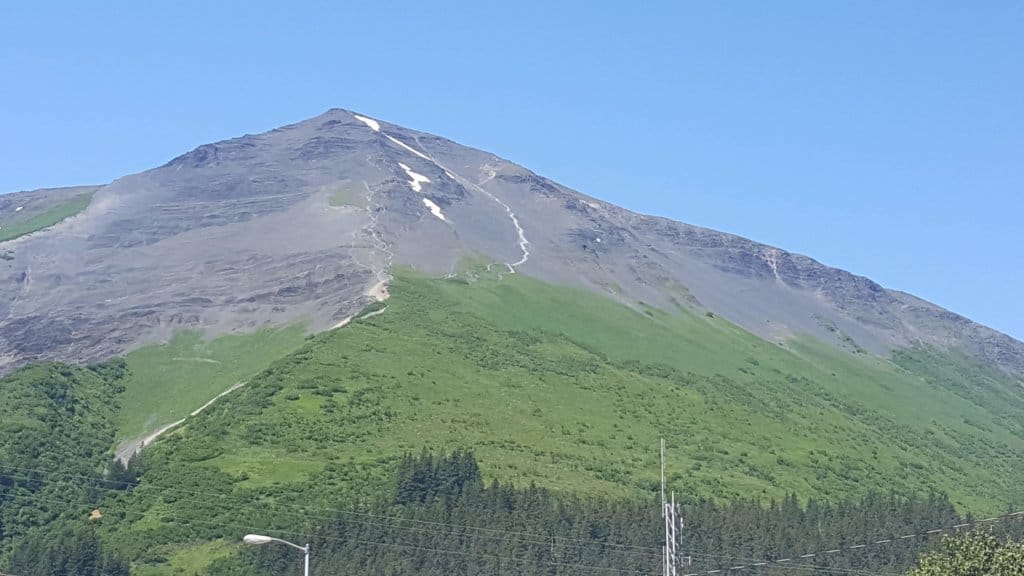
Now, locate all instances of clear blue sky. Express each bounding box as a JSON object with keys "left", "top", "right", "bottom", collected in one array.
[{"left": 2, "top": 2, "right": 1021, "bottom": 340}]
